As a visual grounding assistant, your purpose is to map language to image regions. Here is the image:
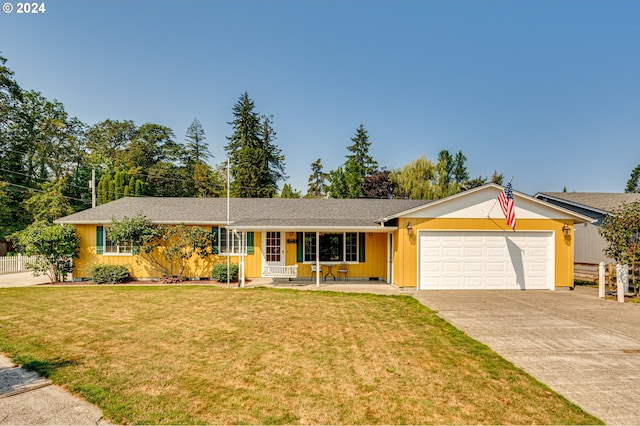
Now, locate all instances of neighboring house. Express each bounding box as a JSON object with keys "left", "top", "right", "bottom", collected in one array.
[
  {"left": 55, "top": 184, "right": 591, "bottom": 290},
  {"left": 534, "top": 192, "right": 640, "bottom": 265}
]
